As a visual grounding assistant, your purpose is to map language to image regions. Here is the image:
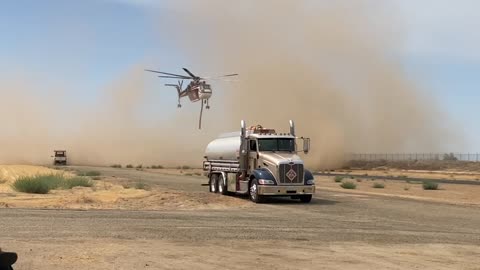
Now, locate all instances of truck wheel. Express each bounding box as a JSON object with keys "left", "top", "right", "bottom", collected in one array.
[
  {"left": 218, "top": 174, "right": 228, "bottom": 195},
  {"left": 300, "top": 195, "right": 312, "bottom": 203},
  {"left": 209, "top": 174, "right": 218, "bottom": 193},
  {"left": 249, "top": 179, "right": 265, "bottom": 203}
]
